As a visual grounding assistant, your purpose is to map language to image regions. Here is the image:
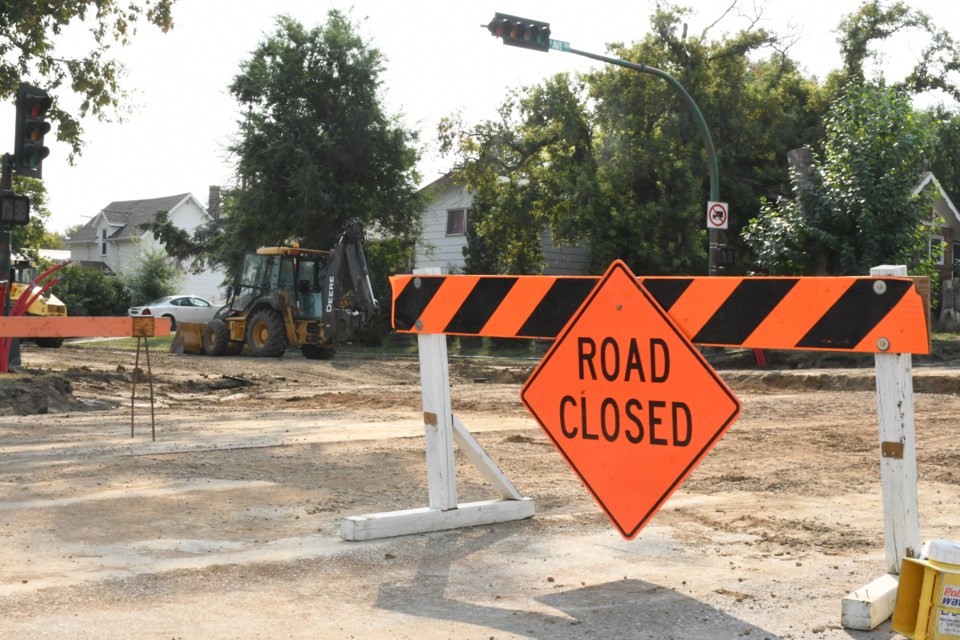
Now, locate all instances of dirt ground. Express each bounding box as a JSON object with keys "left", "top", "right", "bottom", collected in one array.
[{"left": 1, "top": 341, "right": 959, "bottom": 639}]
